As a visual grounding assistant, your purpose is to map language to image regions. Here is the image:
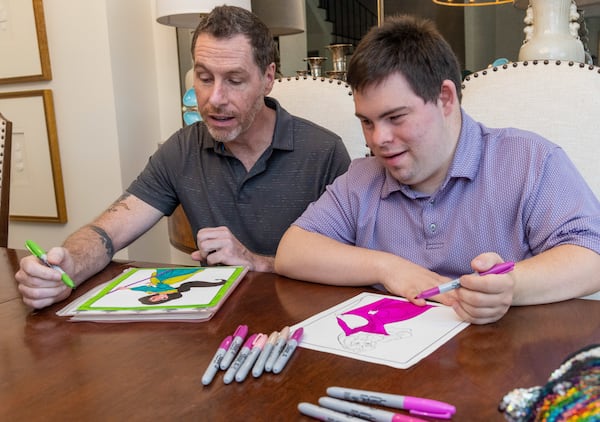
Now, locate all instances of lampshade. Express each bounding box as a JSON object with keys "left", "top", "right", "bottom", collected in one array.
[
  {"left": 432, "top": 0, "right": 513, "bottom": 5},
  {"left": 251, "top": 0, "right": 305, "bottom": 36},
  {"left": 155, "top": 0, "right": 252, "bottom": 28}
]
